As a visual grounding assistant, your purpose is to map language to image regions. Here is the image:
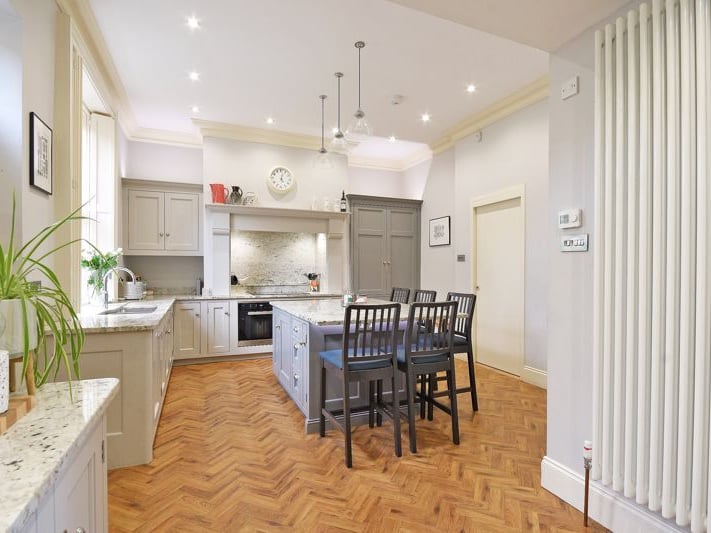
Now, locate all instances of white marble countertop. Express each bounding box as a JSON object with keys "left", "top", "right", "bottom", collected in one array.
[
  {"left": 0, "top": 378, "right": 119, "bottom": 533},
  {"left": 271, "top": 298, "right": 410, "bottom": 326}
]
